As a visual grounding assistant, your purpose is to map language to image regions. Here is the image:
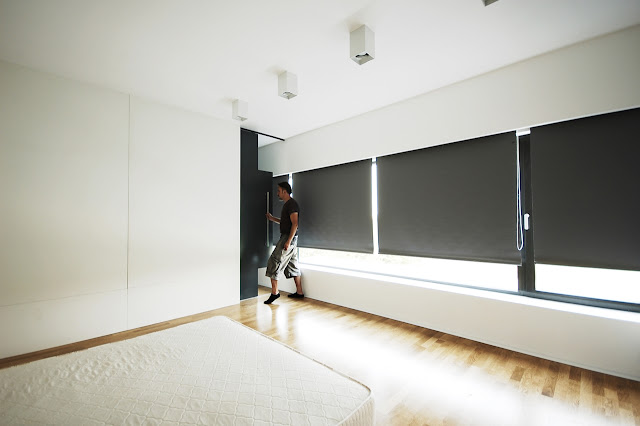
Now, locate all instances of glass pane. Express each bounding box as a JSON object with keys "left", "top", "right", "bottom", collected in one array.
[
  {"left": 299, "top": 248, "right": 518, "bottom": 292},
  {"left": 535, "top": 264, "right": 640, "bottom": 304}
]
